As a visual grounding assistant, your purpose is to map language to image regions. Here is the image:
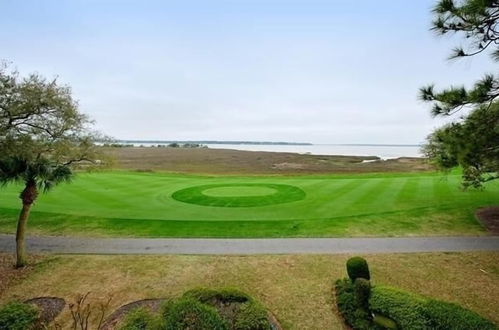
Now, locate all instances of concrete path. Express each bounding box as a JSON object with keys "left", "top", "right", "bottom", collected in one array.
[{"left": 1, "top": 234, "right": 499, "bottom": 255}]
